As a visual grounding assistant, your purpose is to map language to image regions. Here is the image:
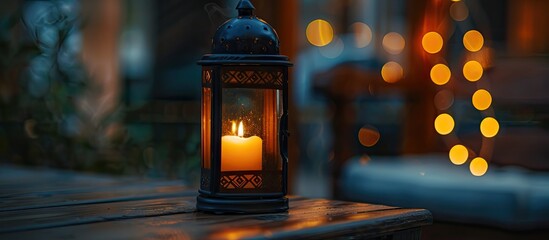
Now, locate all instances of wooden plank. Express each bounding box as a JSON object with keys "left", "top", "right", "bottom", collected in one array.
[
  {"left": 0, "top": 165, "right": 121, "bottom": 191},
  {"left": 0, "top": 196, "right": 197, "bottom": 233},
  {"left": 0, "top": 182, "right": 191, "bottom": 212},
  {"left": 0, "top": 165, "right": 191, "bottom": 211},
  {"left": 0, "top": 197, "right": 431, "bottom": 239}
]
